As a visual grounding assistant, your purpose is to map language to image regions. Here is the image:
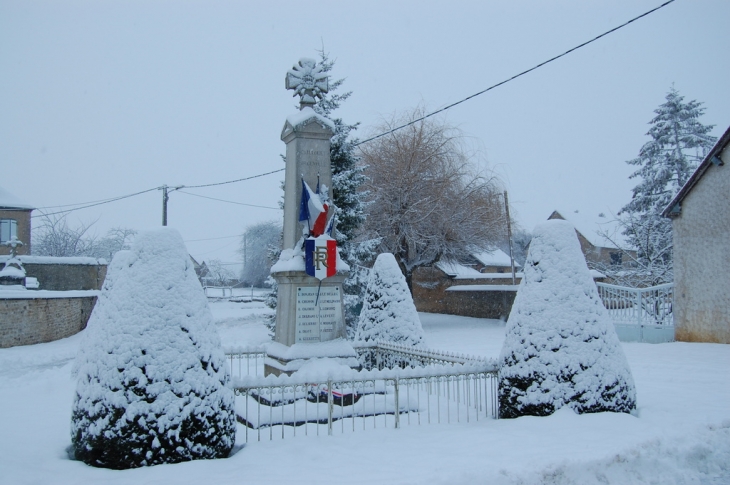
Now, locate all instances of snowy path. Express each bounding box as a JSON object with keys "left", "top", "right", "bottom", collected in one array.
[{"left": 0, "top": 302, "right": 728, "bottom": 484}]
